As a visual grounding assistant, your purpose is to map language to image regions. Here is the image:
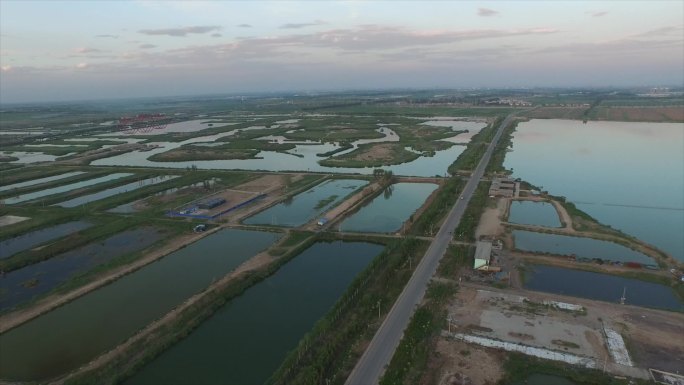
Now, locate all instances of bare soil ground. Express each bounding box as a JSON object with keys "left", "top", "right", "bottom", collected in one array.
[
  {"left": 523, "top": 107, "right": 589, "bottom": 120},
  {"left": 445, "top": 284, "right": 684, "bottom": 377},
  {"left": 0, "top": 215, "right": 30, "bottom": 227},
  {"left": 475, "top": 198, "right": 506, "bottom": 238},
  {"left": 221, "top": 174, "right": 307, "bottom": 223},
  {"left": 597, "top": 107, "right": 684, "bottom": 122}
]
